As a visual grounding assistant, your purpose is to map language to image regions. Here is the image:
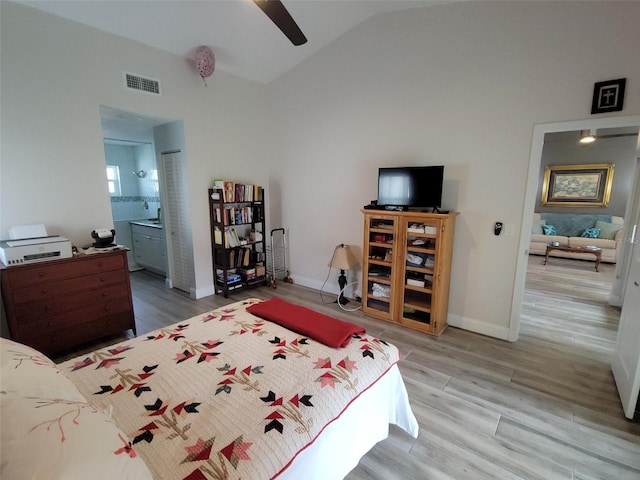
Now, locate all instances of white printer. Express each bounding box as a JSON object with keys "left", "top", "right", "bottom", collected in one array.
[{"left": 0, "top": 224, "right": 73, "bottom": 266}]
